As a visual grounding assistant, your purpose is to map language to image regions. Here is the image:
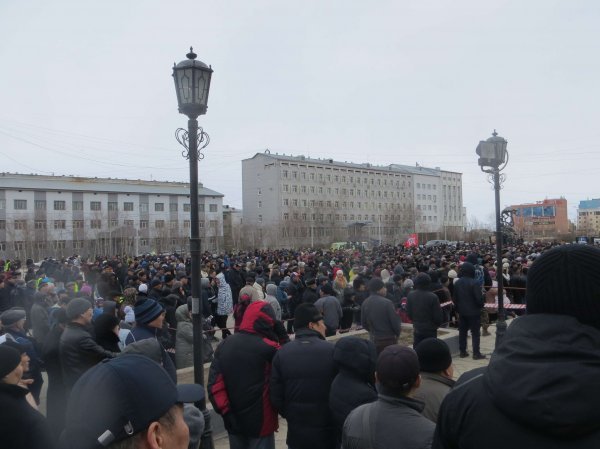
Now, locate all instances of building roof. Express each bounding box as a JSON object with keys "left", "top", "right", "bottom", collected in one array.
[
  {"left": 579, "top": 199, "right": 600, "bottom": 209},
  {"left": 245, "top": 152, "right": 461, "bottom": 176},
  {"left": 0, "top": 173, "right": 223, "bottom": 197}
]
